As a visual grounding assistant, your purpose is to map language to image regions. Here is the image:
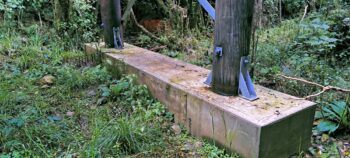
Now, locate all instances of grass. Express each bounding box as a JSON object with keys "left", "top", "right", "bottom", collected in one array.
[{"left": 0, "top": 24, "right": 238, "bottom": 157}]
